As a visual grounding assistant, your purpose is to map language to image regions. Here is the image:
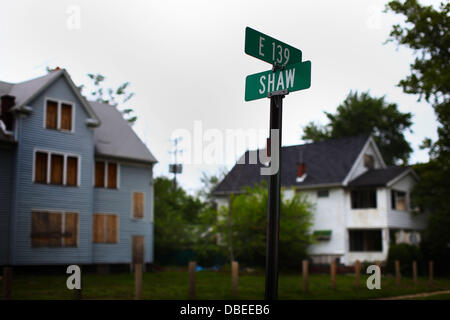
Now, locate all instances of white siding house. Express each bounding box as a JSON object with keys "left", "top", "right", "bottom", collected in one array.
[{"left": 212, "top": 135, "right": 427, "bottom": 266}]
